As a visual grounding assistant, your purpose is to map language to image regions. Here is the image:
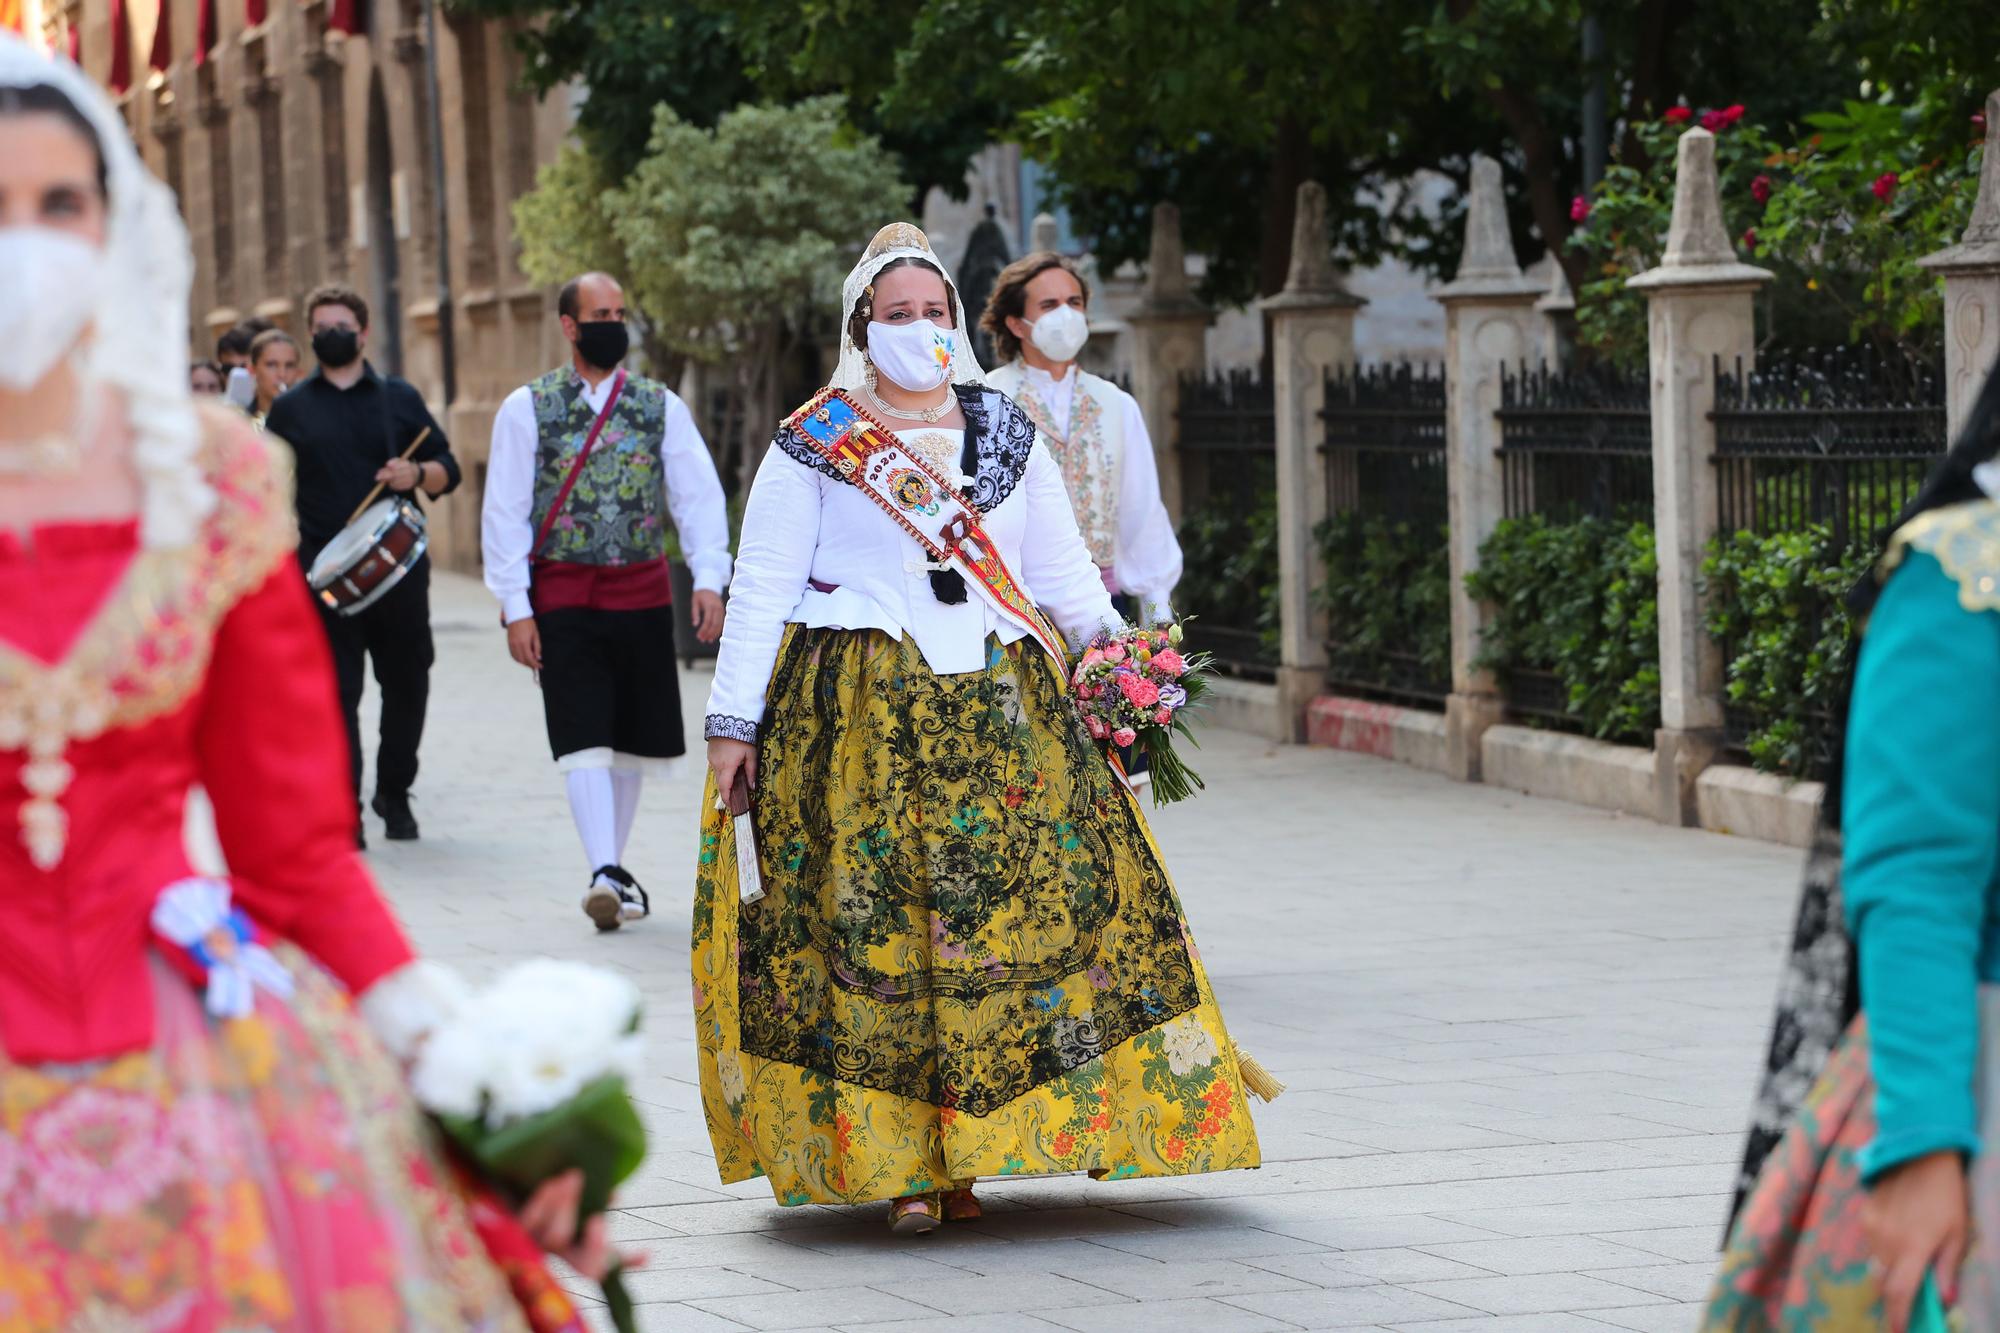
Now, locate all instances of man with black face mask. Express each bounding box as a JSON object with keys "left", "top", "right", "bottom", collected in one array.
[
  {"left": 482, "top": 271, "right": 731, "bottom": 931},
  {"left": 265, "top": 284, "right": 459, "bottom": 848}
]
